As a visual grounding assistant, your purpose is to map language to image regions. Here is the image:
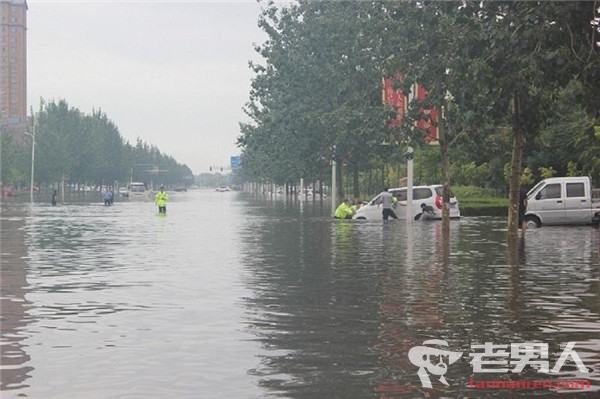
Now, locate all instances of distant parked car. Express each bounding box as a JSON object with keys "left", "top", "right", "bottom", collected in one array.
[
  {"left": 118, "top": 187, "right": 129, "bottom": 197},
  {"left": 353, "top": 185, "right": 460, "bottom": 220},
  {"left": 215, "top": 186, "right": 230, "bottom": 192}
]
